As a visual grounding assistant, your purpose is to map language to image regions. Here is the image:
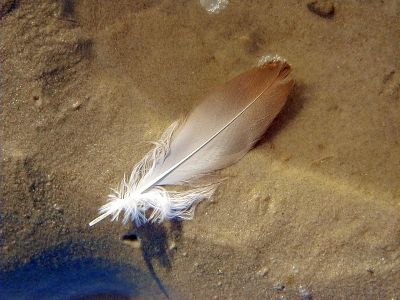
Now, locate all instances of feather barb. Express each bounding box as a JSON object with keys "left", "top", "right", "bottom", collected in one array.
[{"left": 90, "top": 58, "right": 293, "bottom": 226}]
